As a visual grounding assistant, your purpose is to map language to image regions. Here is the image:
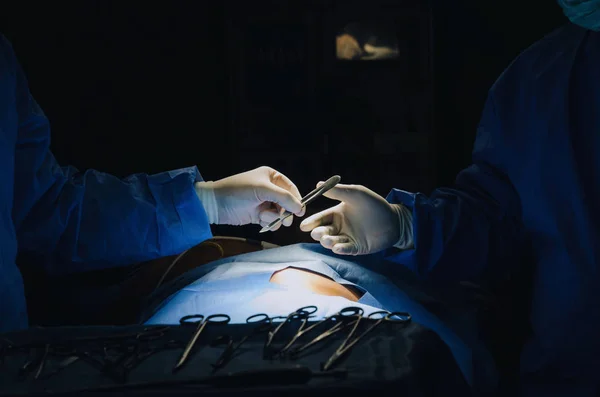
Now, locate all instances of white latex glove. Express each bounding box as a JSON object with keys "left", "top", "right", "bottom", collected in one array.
[
  {"left": 299, "top": 183, "right": 414, "bottom": 255},
  {"left": 195, "top": 166, "right": 305, "bottom": 231}
]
